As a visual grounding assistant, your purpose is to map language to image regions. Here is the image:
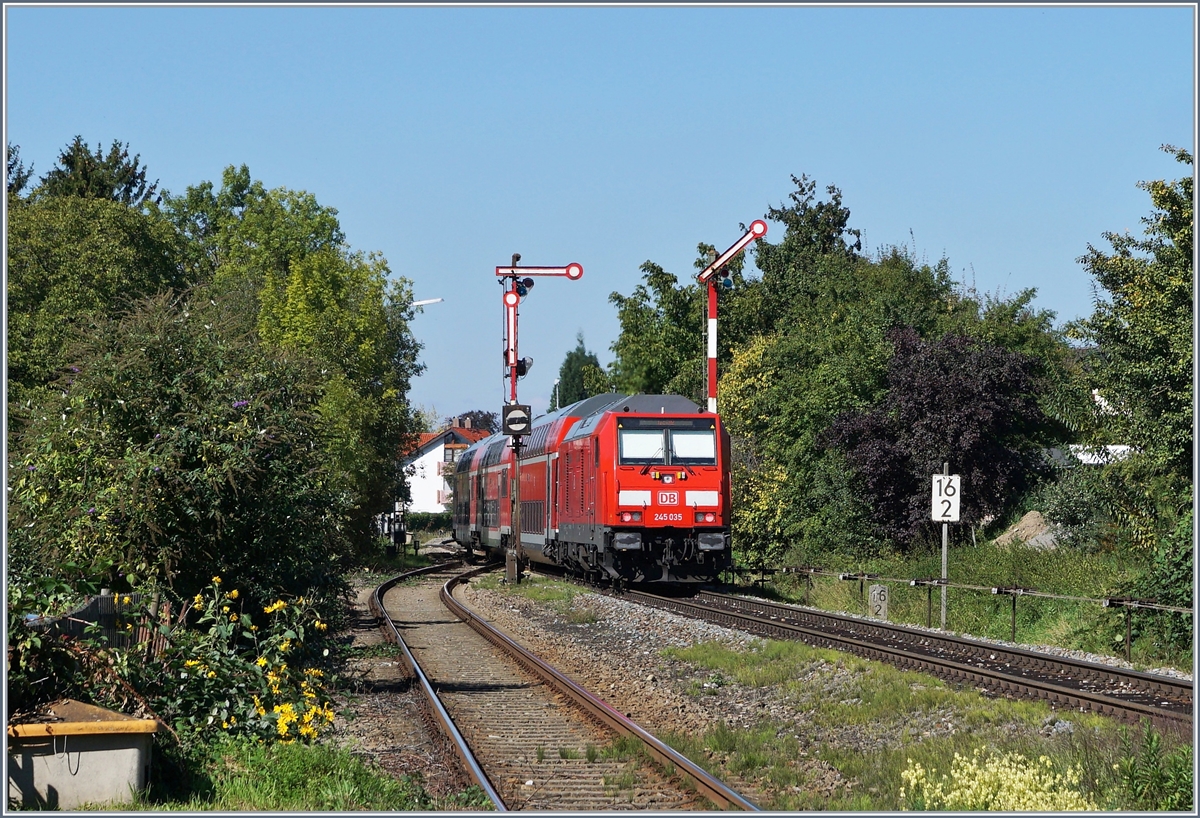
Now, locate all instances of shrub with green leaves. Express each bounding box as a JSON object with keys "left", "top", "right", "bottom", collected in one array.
[
  {"left": 7, "top": 288, "right": 354, "bottom": 608},
  {"left": 120, "top": 577, "right": 337, "bottom": 743},
  {"left": 1116, "top": 723, "right": 1194, "bottom": 811}
]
